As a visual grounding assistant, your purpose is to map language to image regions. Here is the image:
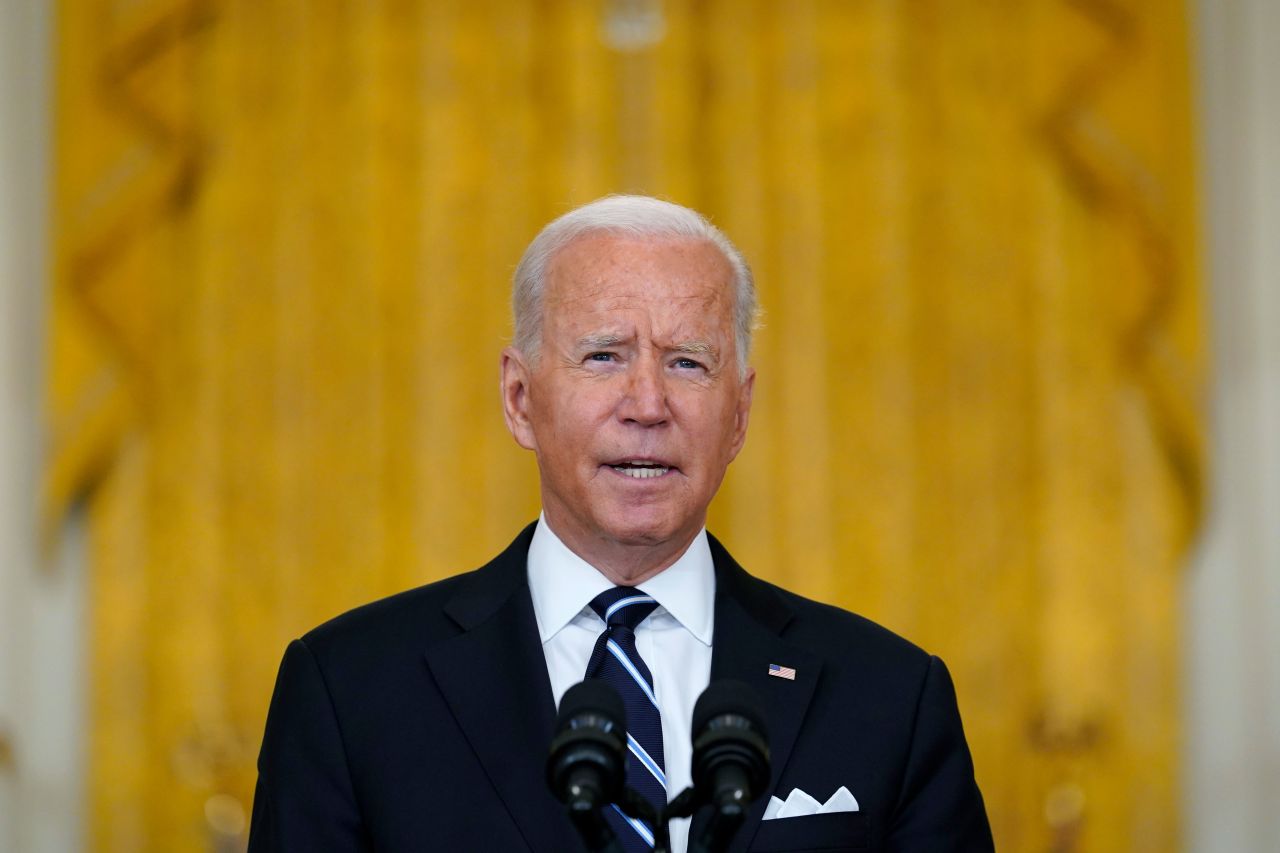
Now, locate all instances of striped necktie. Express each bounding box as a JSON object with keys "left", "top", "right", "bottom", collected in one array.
[{"left": 585, "top": 587, "right": 667, "bottom": 851}]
